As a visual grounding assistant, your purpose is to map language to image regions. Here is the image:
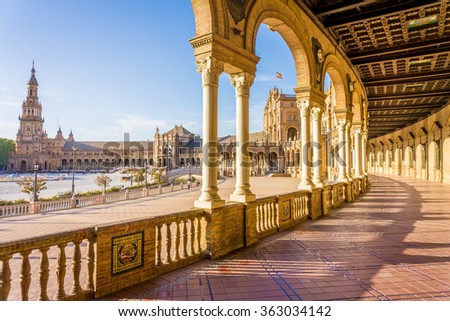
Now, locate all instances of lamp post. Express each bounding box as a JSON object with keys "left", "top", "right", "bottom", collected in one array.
[
  {"left": 71, "top": 145, "right": 77, "bottom": 195},
  {"left": 33, "top": 163, "right": 39, "bottom": 202},
  {"left": 144, "top": 161, "right": 148, "bottom": 188},
  {"left": 165, "top": 143, "right": 172, "bottom": 184},
  {"left": 188, "top": 162, "right": 192, "bottom": 182}
]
